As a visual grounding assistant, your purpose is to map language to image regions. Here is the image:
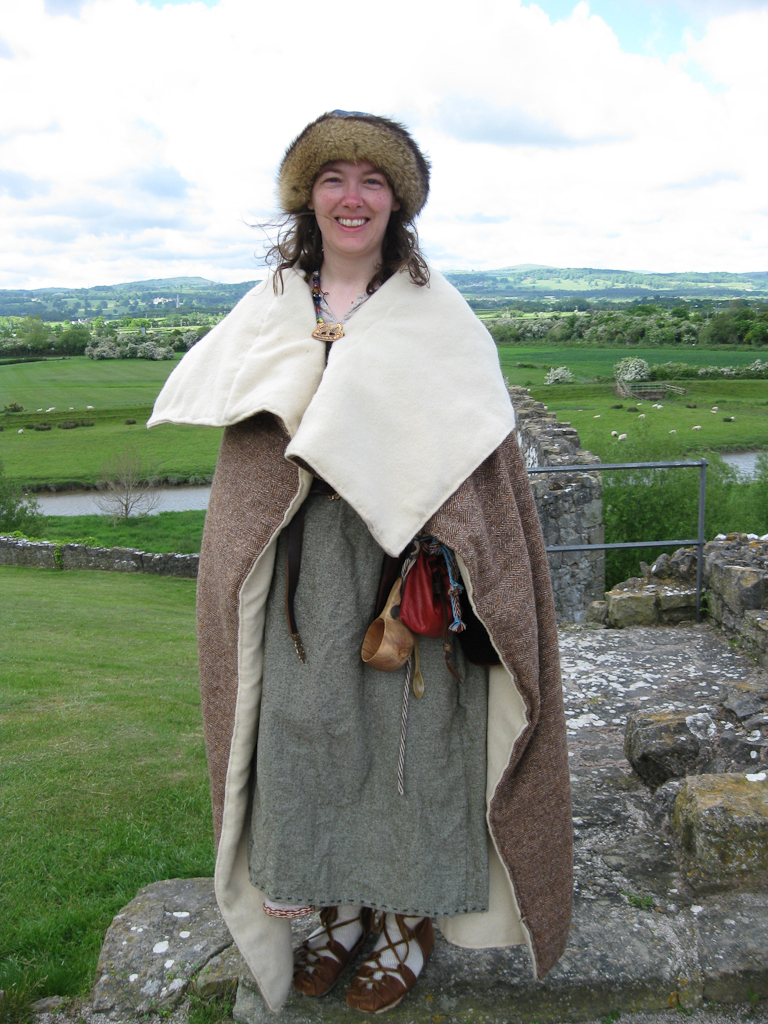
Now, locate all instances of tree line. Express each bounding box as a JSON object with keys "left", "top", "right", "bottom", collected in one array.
[{"left": 488, "top": 302, "right": 768, "bottom": 348}]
